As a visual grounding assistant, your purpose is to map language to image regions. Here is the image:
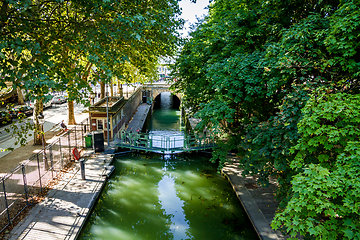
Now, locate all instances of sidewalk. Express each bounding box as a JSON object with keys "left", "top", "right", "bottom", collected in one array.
[
  {"left": 126, "top": 103, "right": 151, "bottom": 132},
  {"left": 222, "top": 159, "right": 285, "bottom": 240},
  {"left": 0, "top": 111, "right": 89, "bottom": 175},
  {"left": 7, "top": 148, "right": 115, "bottom": 240}
]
